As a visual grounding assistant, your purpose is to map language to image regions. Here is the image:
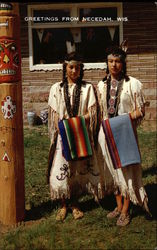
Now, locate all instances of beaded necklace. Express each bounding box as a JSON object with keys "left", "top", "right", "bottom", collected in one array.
[
  {"left": 63, "top": 79, "right": 82, "bottom": 118},
  {"left": 106, "top": 75, "right": 124, "bottom": 118}
]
